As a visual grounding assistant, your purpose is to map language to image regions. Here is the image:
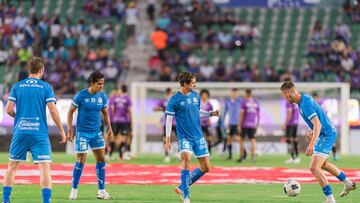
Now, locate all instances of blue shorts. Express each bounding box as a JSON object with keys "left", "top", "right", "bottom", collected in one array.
[
  {"left": 178, "top": 137, "right": 209, "bottom": 158},
  {"left": 75, "top": 131, "right": 105, "bottom": 153},
  {"left": 314, "top": 133, "right": 337, "bottom": 158},
  {"left": 9, "top": 134, "right": 51, "bottom": 163}
]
